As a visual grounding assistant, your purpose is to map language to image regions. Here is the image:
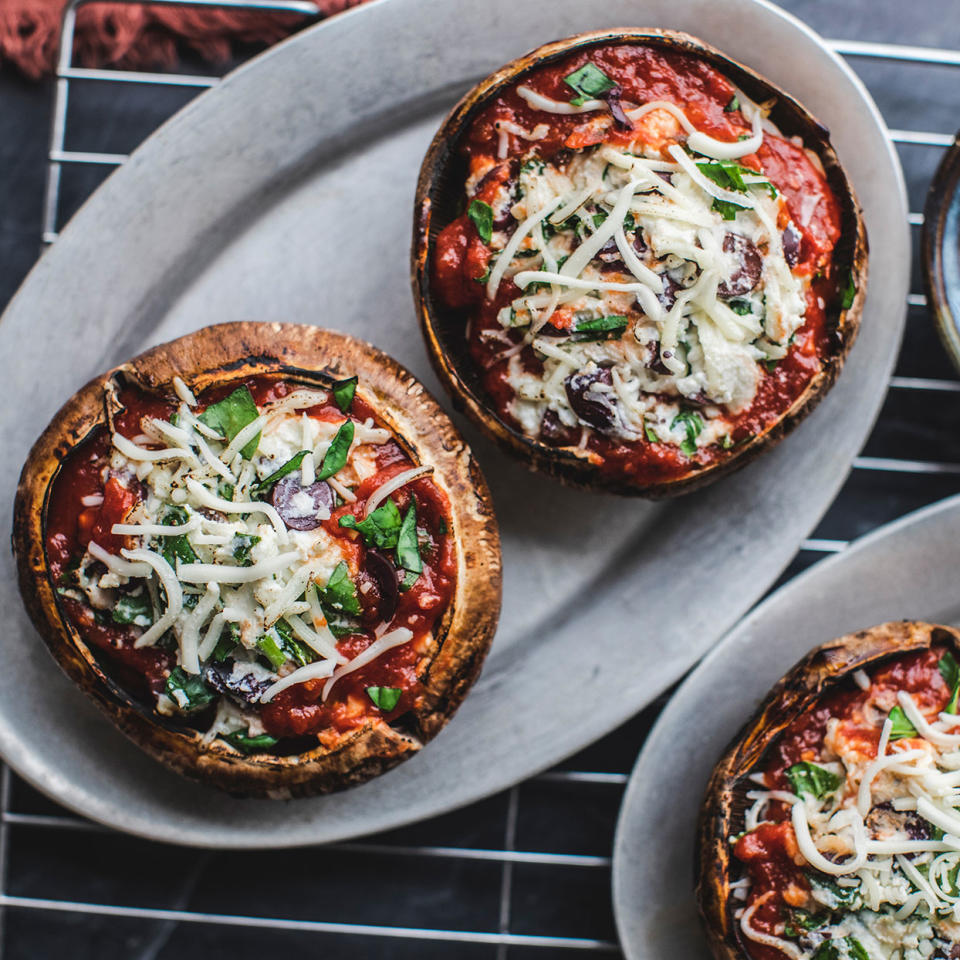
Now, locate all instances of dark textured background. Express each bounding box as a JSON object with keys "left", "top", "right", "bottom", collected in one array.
[{"left": 2, "top": 1, "right": 959, "bottom": 956}]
